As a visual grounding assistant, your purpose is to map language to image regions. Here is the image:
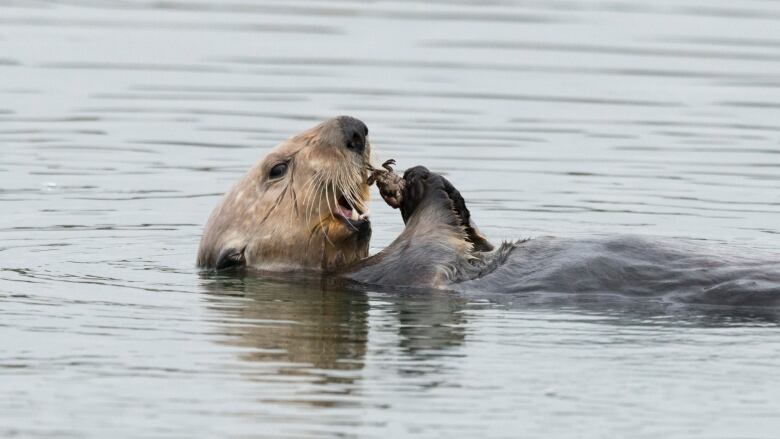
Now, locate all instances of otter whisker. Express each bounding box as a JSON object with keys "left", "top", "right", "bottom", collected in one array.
[
  {"left": 335, "top": 170, "right": 347, "bottom": 204},
  {"left": 299, "top": 169, "right": 321, "bottom": 207},
  {"left": 314, "top": 189, "right": 336, "bottom": 249},
  {"left": 302, "top": 171, "right": 325, "bottom": 225},
  {"left": 343, "top": 175, "right": 364, "bottom": 213},
  {"left": 306, "top": 182, "right": 321, "bottom": 225},
  {"left": 335, "top": 166, "right": 363, "bottom": 213},
  {"left": 327, "top": 181, "right": 338, "bottom": 221},
  {"left": 313, "top": 178, "right": 326, "bottom": 224},
  {"left": 300, "top": 171, "right": 318, "bottom": 221},
  {"left": 335, "top": 171, "right": 358, "bottom": 222},
  {"left": 303, "top": 175, "right": 318, "bottom": 224}
]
